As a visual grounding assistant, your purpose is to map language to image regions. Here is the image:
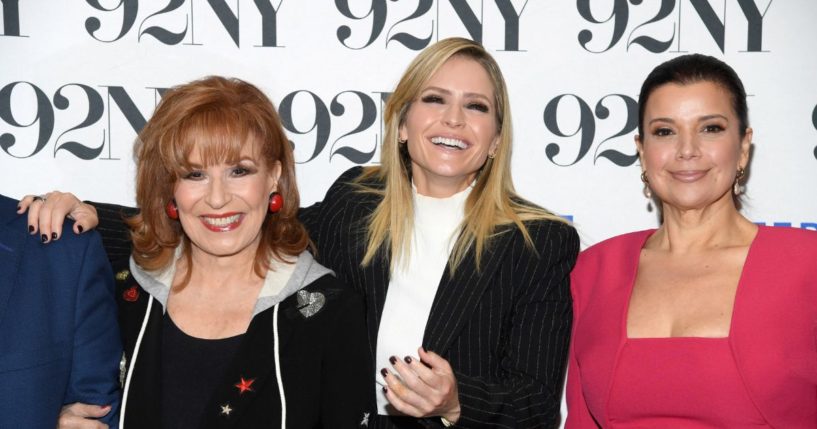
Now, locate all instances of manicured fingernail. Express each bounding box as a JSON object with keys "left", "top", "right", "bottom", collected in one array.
[
  {"left": 28, "top": 225, "right": 34, "bottom": 233},
  {"left": 41, "top": 234, "right": 47, "bottom": 243},
  {"left": 389, "top": 356, "right": 397, "bottom": 365},
  {"left": 51, "top": 232, "right": 58, "bottom": 240},
  {"left": 77, "top": 225, "right": 84, "bottom": 233},
  {"left": 380, "top": 368, "right": 388, "bottom": 378},
  {"left": 382, "top": 386, "right": 388, "bottom": 394},
  {"left": 404, "top": 356, "right": 412, "bottom": 364}
]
